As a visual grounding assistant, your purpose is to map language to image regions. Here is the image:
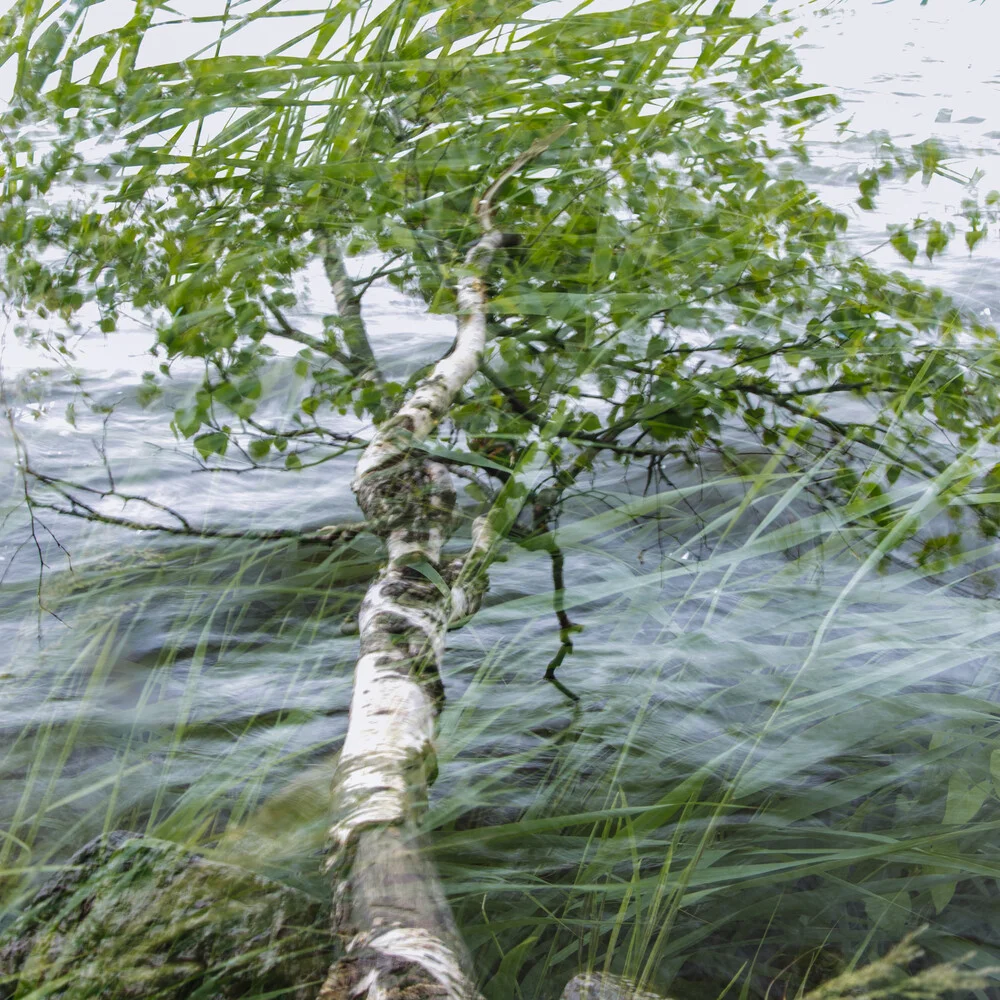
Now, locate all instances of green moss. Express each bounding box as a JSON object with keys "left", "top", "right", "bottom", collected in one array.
[{"left": 0, "top": 833, "right": 332, "bottom": 1000}]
